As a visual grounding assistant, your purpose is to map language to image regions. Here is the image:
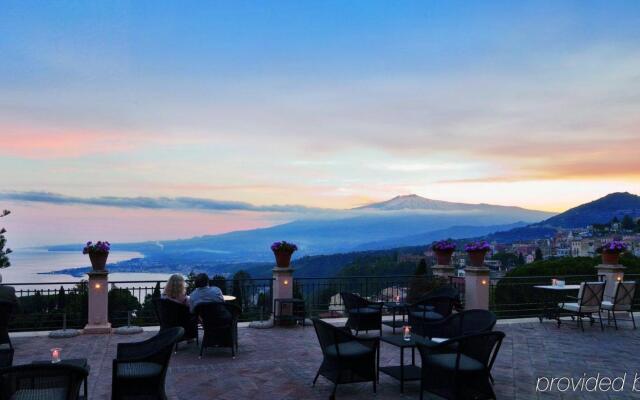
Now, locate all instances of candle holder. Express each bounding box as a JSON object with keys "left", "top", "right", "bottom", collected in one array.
[
  {"left": 395, "top": 295, "right": 401, "bottom": 305},
  {"left": 51, "top": 347, "right": 62, "bottom": 363},
  {"left": 403, "top": 325, "right": 412, "bottom": 342}
]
